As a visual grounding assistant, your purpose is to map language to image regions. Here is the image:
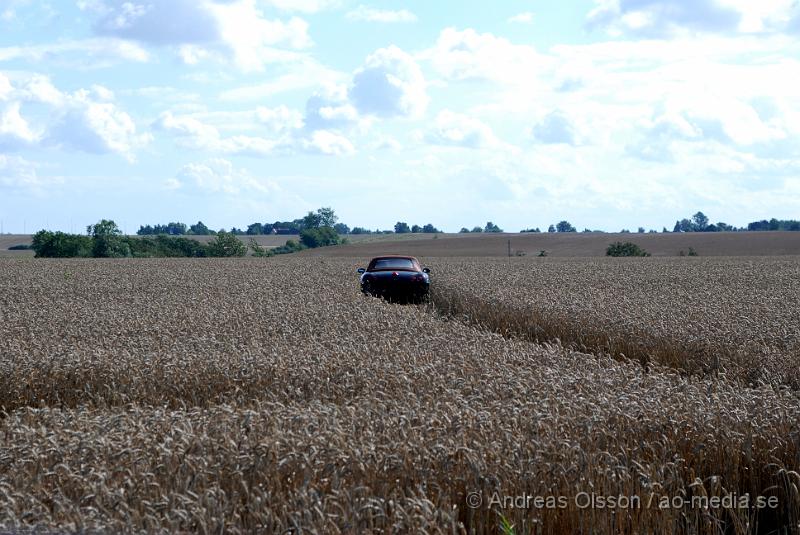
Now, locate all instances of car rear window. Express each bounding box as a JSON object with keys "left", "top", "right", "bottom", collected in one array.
[{"left": 370, "top": 258, "right": 416, "bottom": 271}]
